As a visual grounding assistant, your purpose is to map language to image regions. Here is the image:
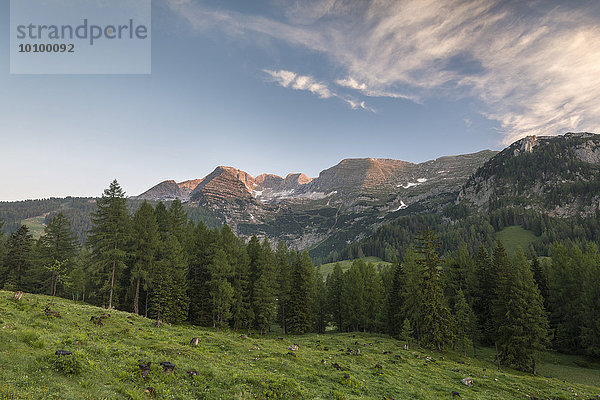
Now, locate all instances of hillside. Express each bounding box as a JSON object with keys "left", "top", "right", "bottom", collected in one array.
[
  {"left": 458, "top": 132, "right": 600, "bottom": 217},
  {"left": 1, "top": 291, "right": 598, "bottom": 400}
]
